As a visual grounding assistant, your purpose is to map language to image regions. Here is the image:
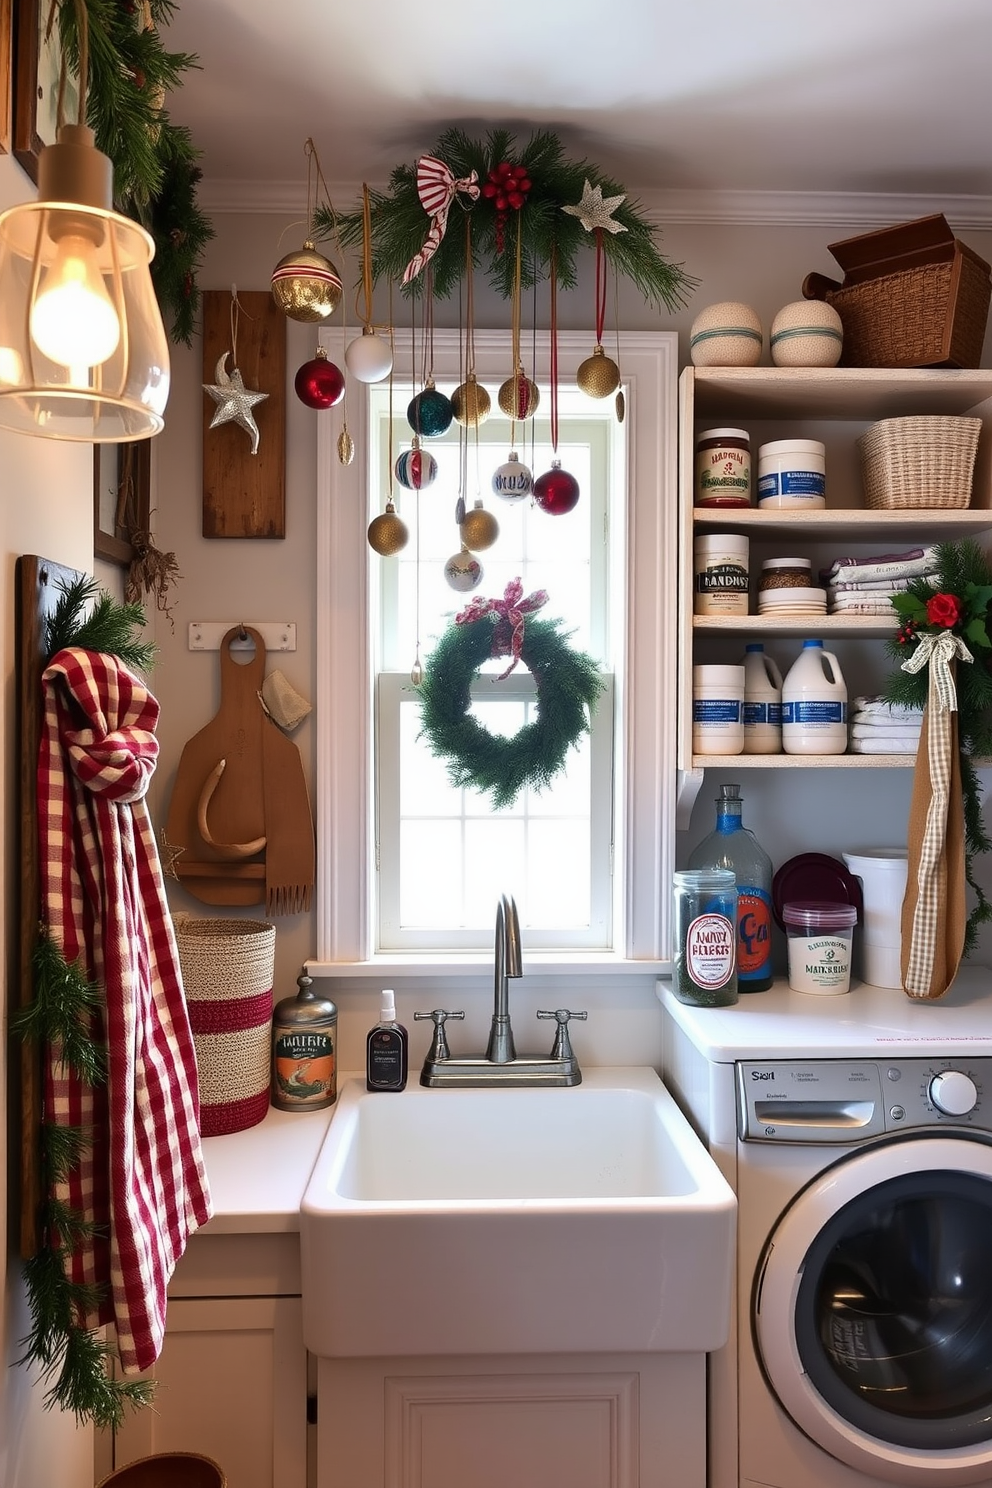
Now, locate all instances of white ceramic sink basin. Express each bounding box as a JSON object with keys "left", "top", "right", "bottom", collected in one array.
[{"left": 300, "top": 1066, "right": 736, "bottom": 1358}]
